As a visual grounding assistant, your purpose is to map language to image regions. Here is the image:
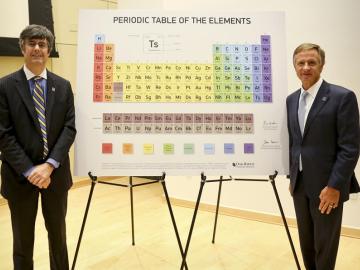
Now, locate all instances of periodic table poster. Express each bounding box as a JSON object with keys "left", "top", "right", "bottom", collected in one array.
[{"left": 74, "top": 10, "right": 289, "bottom": 176}]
